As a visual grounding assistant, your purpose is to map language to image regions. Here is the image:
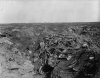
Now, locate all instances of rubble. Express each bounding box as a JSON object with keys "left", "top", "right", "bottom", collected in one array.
[{"left": 0, "top": 23, "right": 100, "bottom": 78}]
